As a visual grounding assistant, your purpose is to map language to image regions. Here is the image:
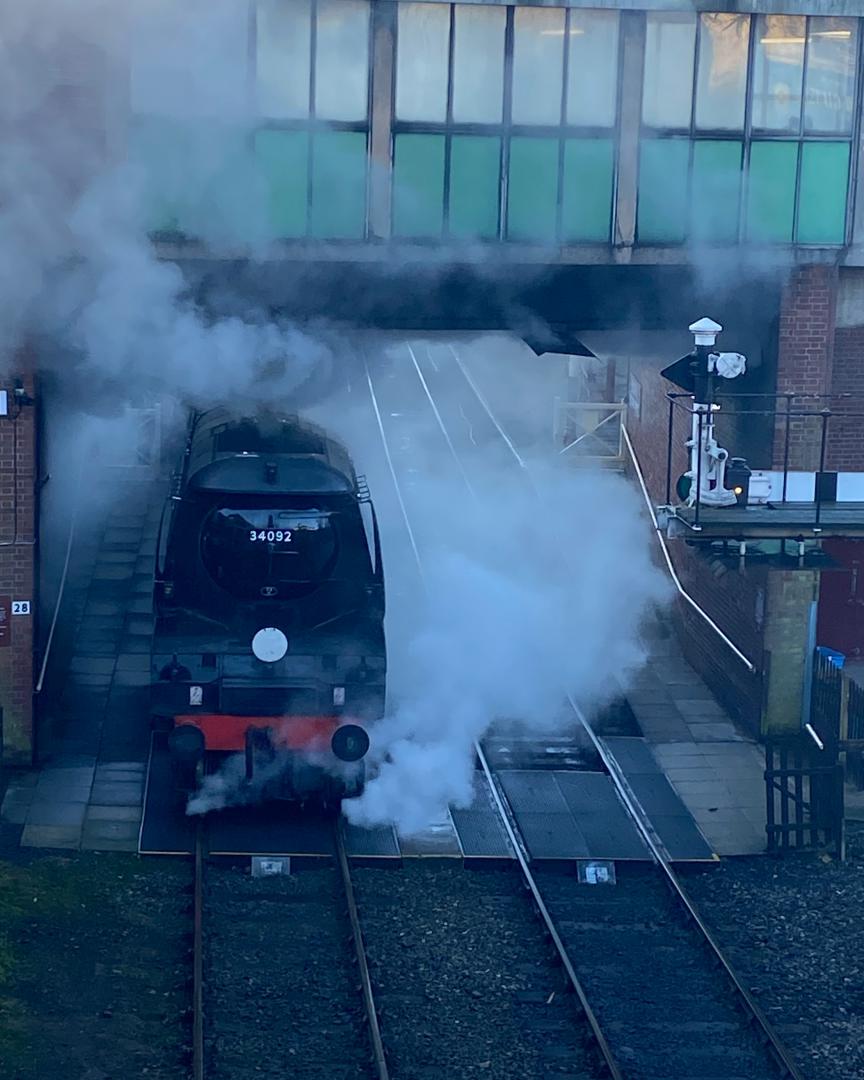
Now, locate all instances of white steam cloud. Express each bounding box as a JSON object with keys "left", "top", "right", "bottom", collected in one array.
[
  {"left": 324, "top": 340, "right": 670, "bottom": 836},
  {"left": 0, "top": 0, "right": 331, "bottom": 408}
]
